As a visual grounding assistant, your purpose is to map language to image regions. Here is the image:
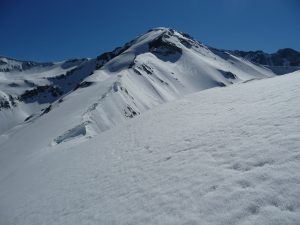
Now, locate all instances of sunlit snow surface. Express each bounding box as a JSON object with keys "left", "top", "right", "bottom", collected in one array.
[
  {"left": 0, "top": 28, "right": 275, "bottom": 135},
  {"left": 0, "top": 71, "right": 300, "bottom": 225}
]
